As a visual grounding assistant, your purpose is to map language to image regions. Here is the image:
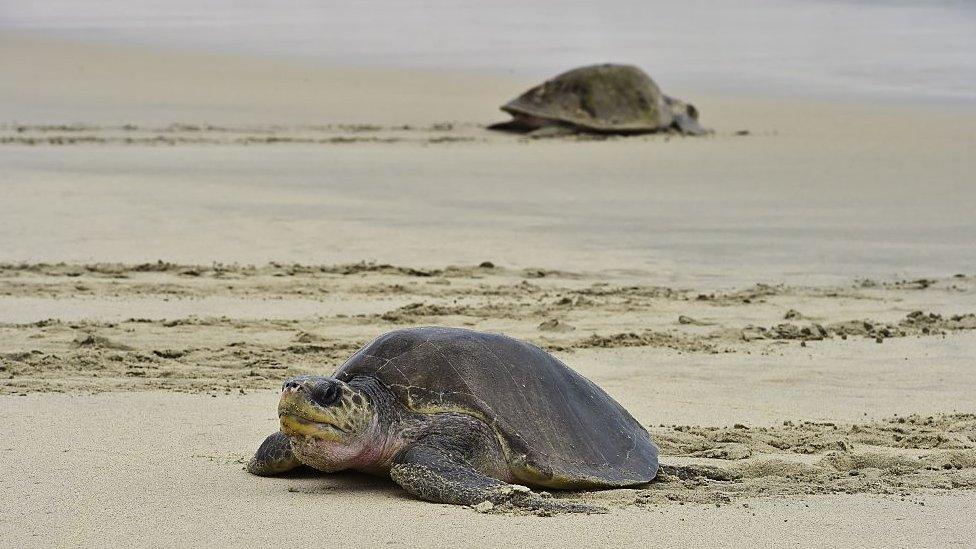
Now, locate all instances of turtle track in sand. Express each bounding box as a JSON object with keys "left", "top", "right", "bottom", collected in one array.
[
  {"left": 1, "top": 262, "right": 975, "bottom": 395},
  {"left": 466, "top": 414, "right": 976, "bottom": 515},
  {"left": 541, "top": 414, "right": 976, "bottom": 513},
  {"left": 0, "top": 122, "right": 484, "bottom": 146},
  {"left": 0, "top": 122, "right": 754, "bottom": 147}
]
